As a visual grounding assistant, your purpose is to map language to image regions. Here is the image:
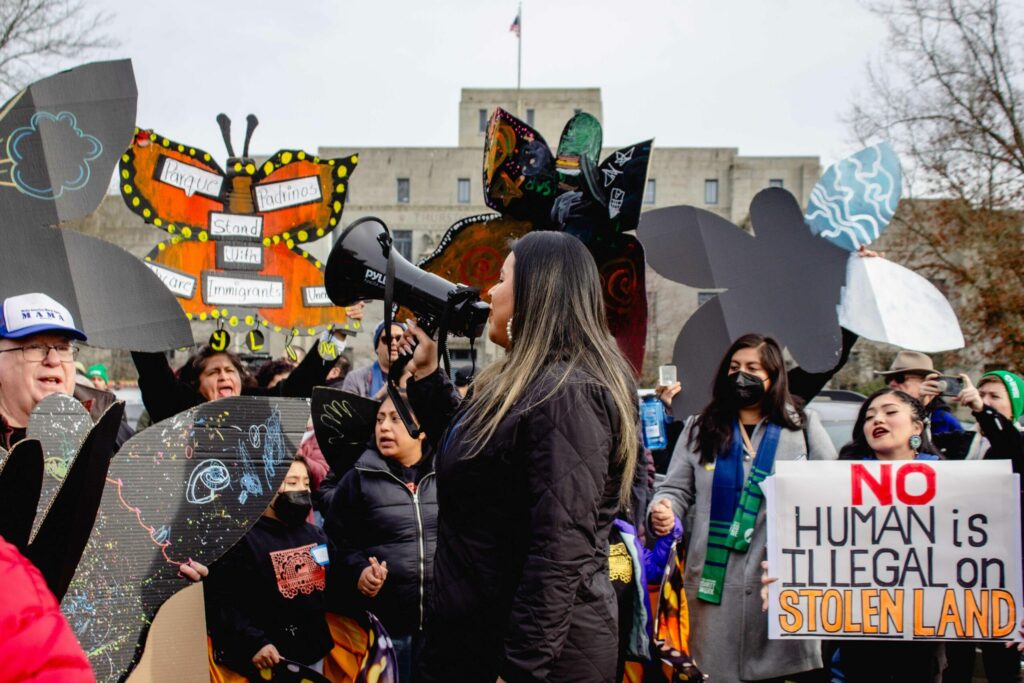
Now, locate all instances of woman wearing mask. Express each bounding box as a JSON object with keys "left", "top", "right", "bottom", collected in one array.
[
  {"left": 400, "top": 232, "right": 640, "bottom": 683},
  {"left": 648, "top": 334, "right": 836, "bottom": 683},
  {"left": 206, "top": 456, "right": 333, "bottom": 676},
  {"left": 326, "top": 395, "right": 437, "bottom": 683}
]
